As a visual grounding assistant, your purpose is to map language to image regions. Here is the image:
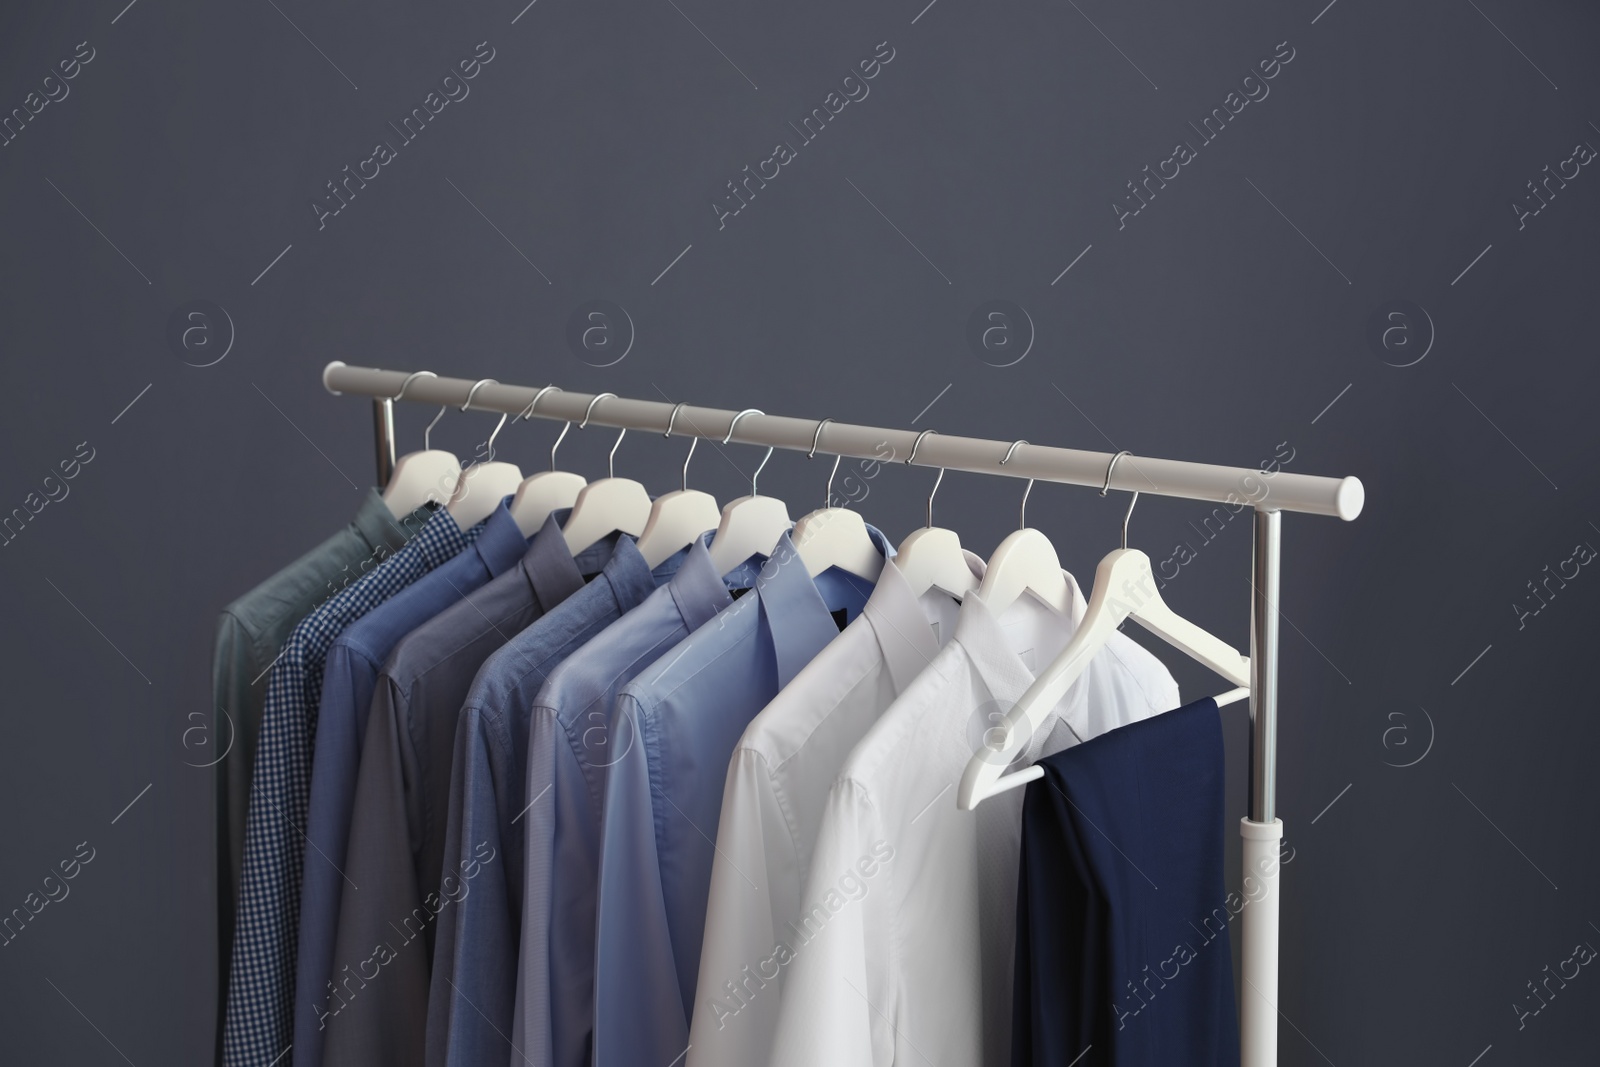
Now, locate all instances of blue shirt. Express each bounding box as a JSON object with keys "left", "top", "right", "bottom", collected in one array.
[
  {"left": 514, "top": 534, "right": 764, "bottom": 1067},
  {"left": 426, "top": 535, "right": 686, "bottom": 1067},
  {"left": 294, "top": 503, "right": 528, "bottom": 1067},
  {"left": 225, "top": 506, "right": 473, "bottom": 1067},
  {"left": 317, "top": 509, "right": 604, "bottom": 1067},
  {"left": 592, "top": 530, "right": 887, "bottom": 1067}
]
